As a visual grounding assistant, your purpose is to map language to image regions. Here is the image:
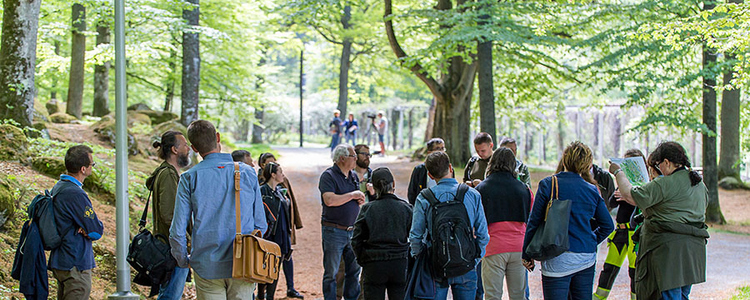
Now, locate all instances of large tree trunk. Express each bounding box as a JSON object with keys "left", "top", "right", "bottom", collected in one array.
[
  {"left": 92, "top": 24, "right": 110, "bottom": 117},
  {"left": 0, "top": 0, "right": 41, "bottom": 127},
  {"left": 66, "top": 3, "right": 86, "bottom": 119},
  {"left": 424, "top": 98, "right": 436, "bottom": 143},
  {"left": 477, "top": 39, "right": 496, "bottom": 143},
  {"left": 180, "top": 0, "right": 200, "bottom": 126},
  {"left": 702, "top": 16, "right": 726, "bottom": 223},
  {"left": 718, "top": 1, "right": 743, "bottom": 181},
  {"left": 164, "top": 39, "right": 178, "bottom": 112},
  {"left": 337, "top": 5, "right": 352, "bottom": 117},
  {"left": 252, "top": 107, "right": 264, "bottom": 144}
]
